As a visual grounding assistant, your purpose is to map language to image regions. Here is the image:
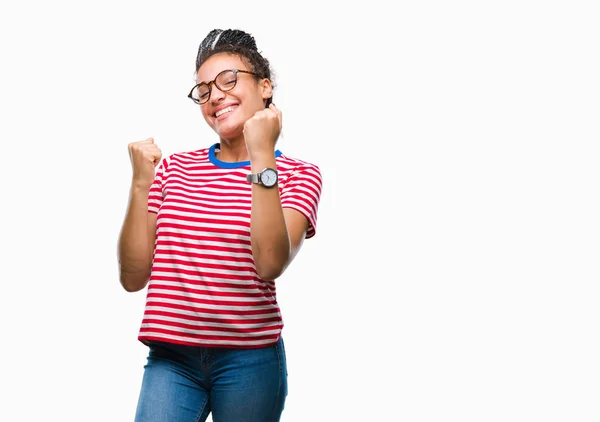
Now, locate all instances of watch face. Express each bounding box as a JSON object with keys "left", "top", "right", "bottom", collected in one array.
[{"left": 260, "top": 168, "right": 278, "bottom": 187}]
